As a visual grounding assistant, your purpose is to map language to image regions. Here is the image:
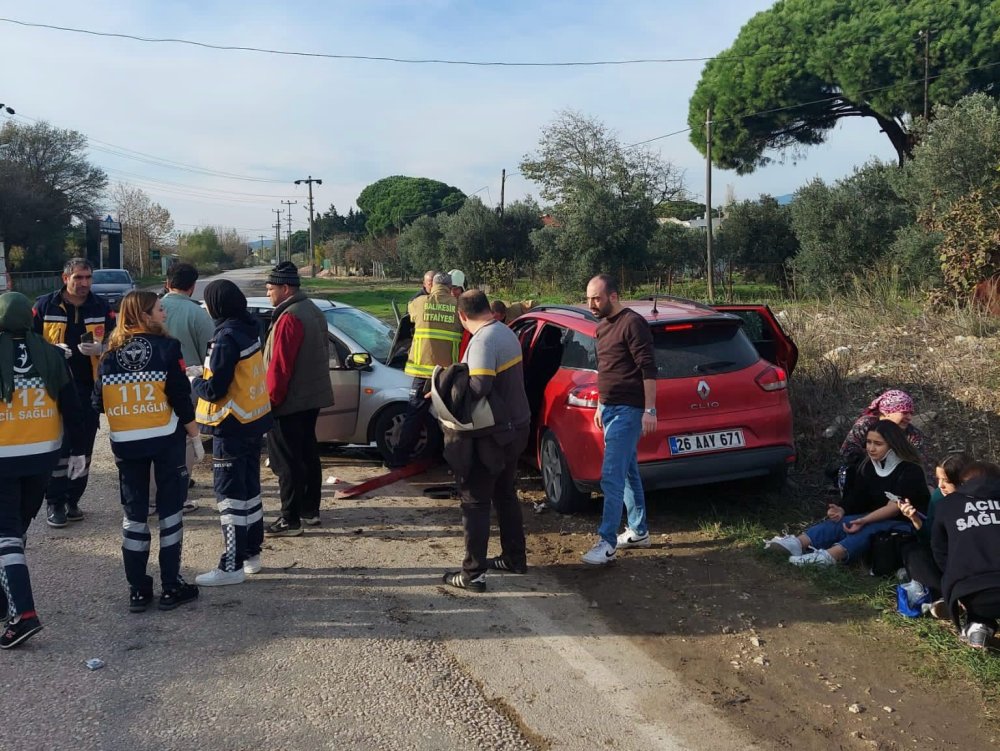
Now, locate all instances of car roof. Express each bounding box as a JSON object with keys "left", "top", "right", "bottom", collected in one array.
[{"left": 525, "top": 297, "right": 738, "bottom": 335}]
